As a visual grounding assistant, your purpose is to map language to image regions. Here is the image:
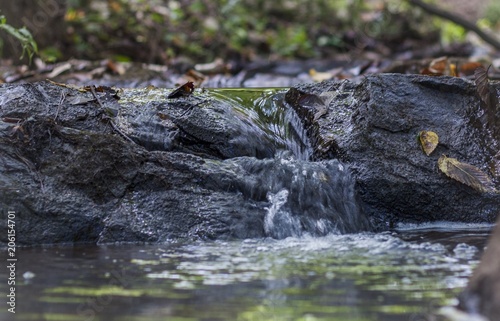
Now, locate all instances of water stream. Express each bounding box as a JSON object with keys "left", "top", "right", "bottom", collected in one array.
[
  {"left": 210, "top": 88, "right": 312, "bottom": 161},
  {"left": 1, "top": 88, "right": 493, "bottom": 320}
]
